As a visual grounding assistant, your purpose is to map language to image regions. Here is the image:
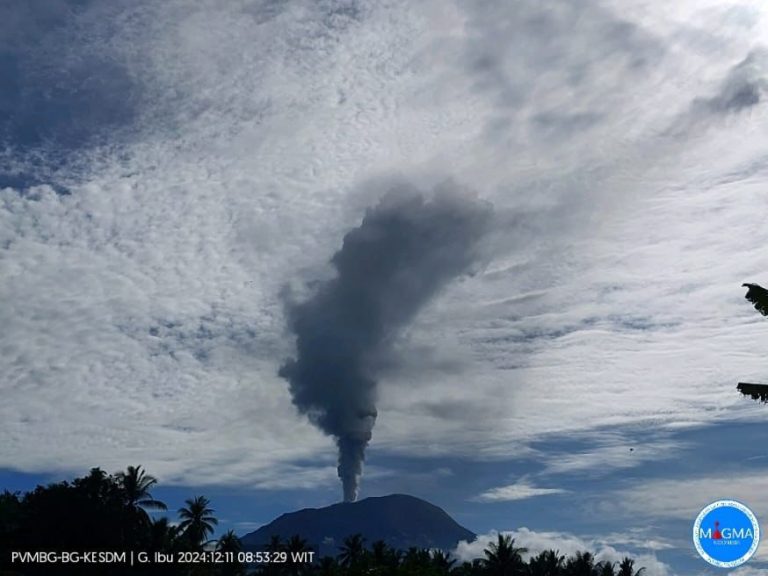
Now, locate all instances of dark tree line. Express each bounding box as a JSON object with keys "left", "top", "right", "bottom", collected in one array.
[
  {"left": 0, "top": 467, "right": 646, "bottom": 576},
  {"left": 258, "top": 532, "right": 646, "bottom": 576},
  {"left": 0, "top": 466, "right": 230, "bottom": 576}
]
